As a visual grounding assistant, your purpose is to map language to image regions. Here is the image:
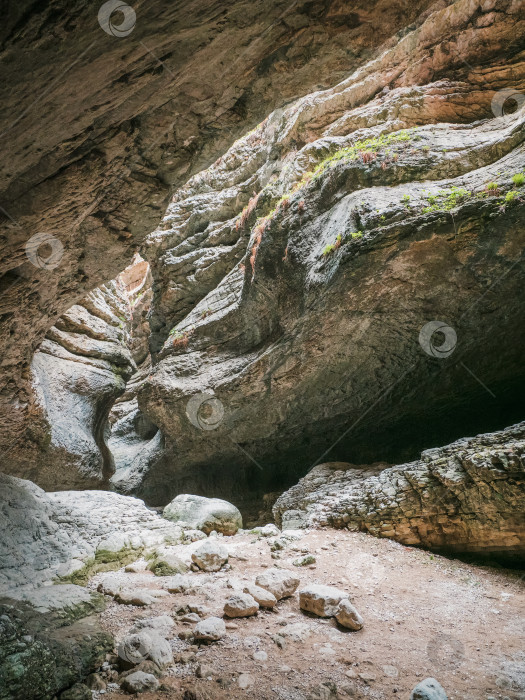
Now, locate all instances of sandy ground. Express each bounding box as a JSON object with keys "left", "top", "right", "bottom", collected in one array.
[{"left": 88, "top": 528, "right": 525, "bottom": 700}]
